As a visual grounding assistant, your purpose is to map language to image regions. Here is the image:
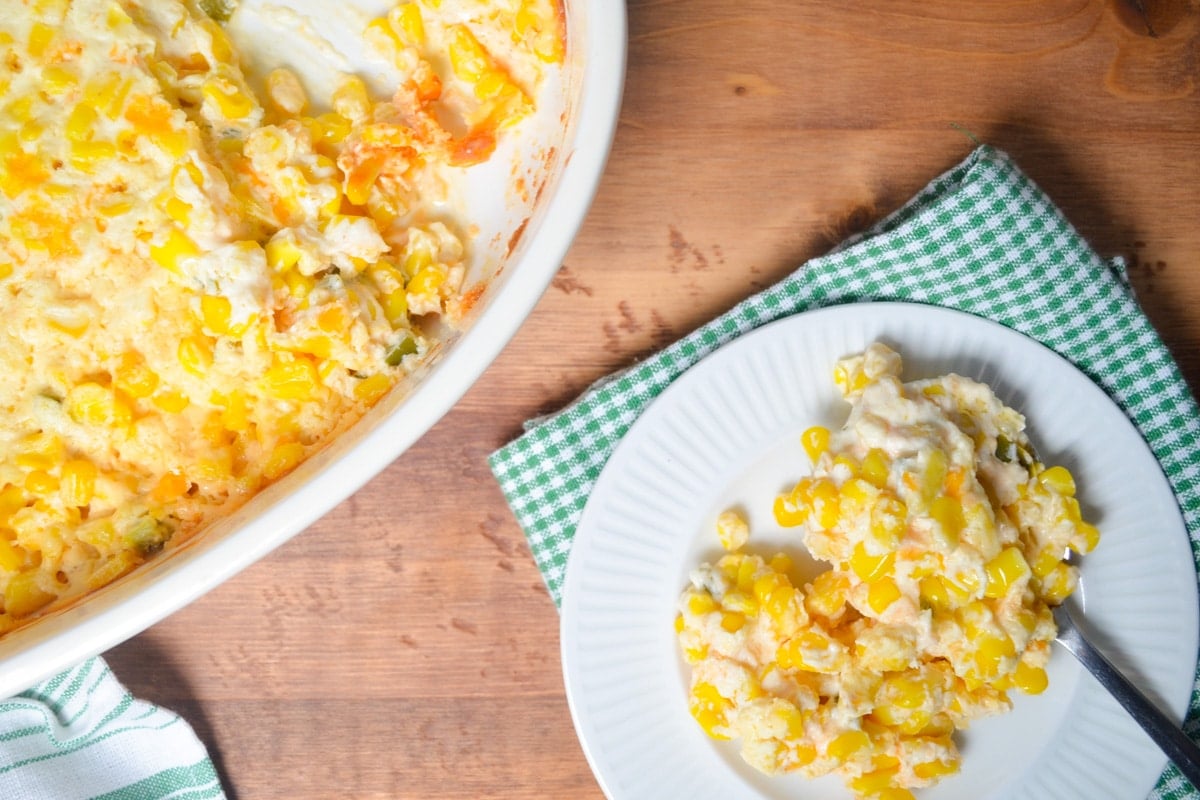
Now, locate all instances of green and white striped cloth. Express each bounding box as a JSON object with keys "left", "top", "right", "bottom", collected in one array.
[
  {"left": 488, "top": 145, "right": 1200, "bottom": 799},
  {"left": 0, "top": 657, "right": 224, "bottom": 799}
]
